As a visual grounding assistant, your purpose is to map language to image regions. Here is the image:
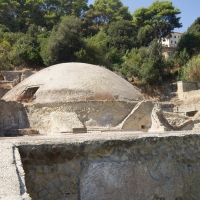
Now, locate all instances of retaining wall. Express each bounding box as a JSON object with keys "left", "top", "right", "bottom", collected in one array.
[{"left": 16, "top": 132, "right": 200, "bottom": 200}]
